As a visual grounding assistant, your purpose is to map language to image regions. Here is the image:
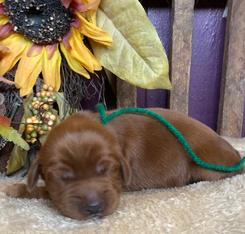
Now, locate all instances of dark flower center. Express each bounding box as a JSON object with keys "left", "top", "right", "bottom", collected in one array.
[{"left": 4, "top": 0, "right": 72, "bottom": 45}]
